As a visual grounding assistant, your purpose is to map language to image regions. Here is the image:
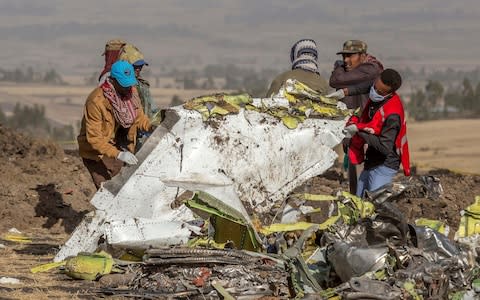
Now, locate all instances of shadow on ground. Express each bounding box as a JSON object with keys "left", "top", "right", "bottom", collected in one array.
[
  {"left": 14, "top": 242, "right": 59, "bottom": 256},
  {"left": 34, "top": 183, "right": 89, "bottom": 234}
]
